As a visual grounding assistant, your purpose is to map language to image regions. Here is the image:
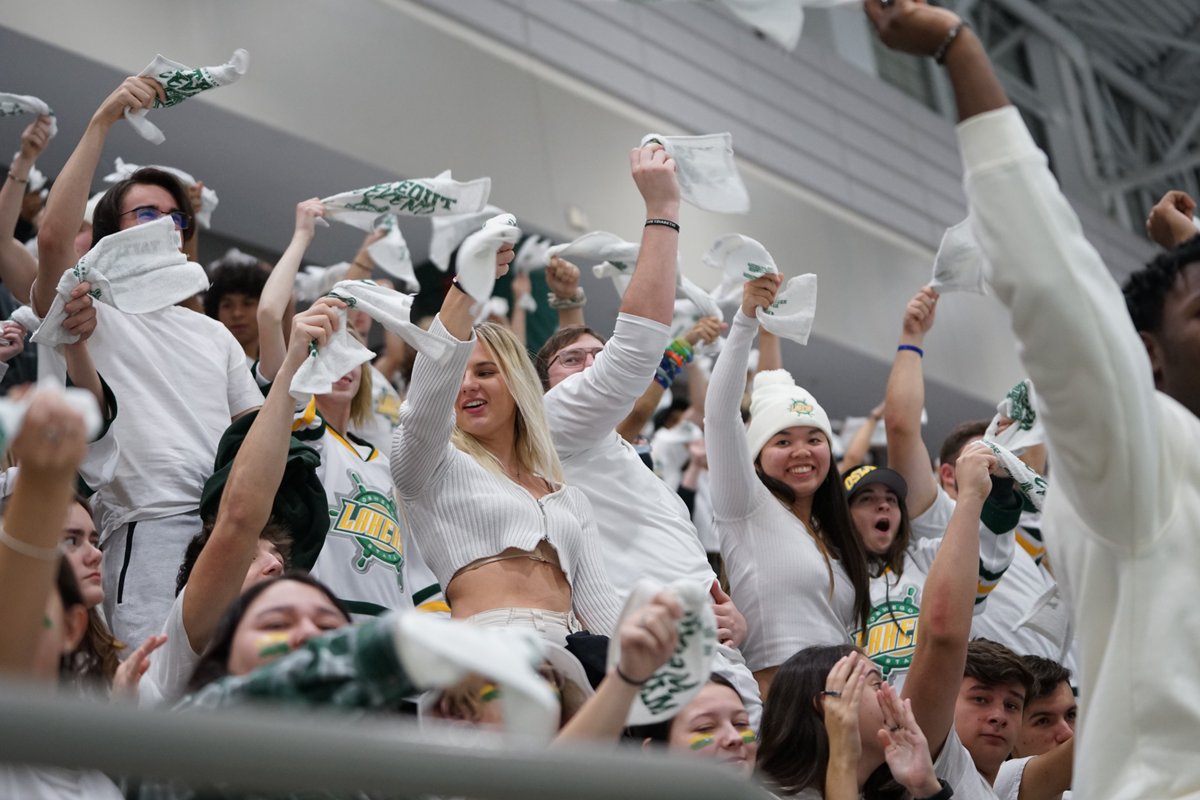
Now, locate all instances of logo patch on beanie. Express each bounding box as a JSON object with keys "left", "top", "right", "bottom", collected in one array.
[{"left": 789, "top": 398, "right": 814, "bottom": 416}]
